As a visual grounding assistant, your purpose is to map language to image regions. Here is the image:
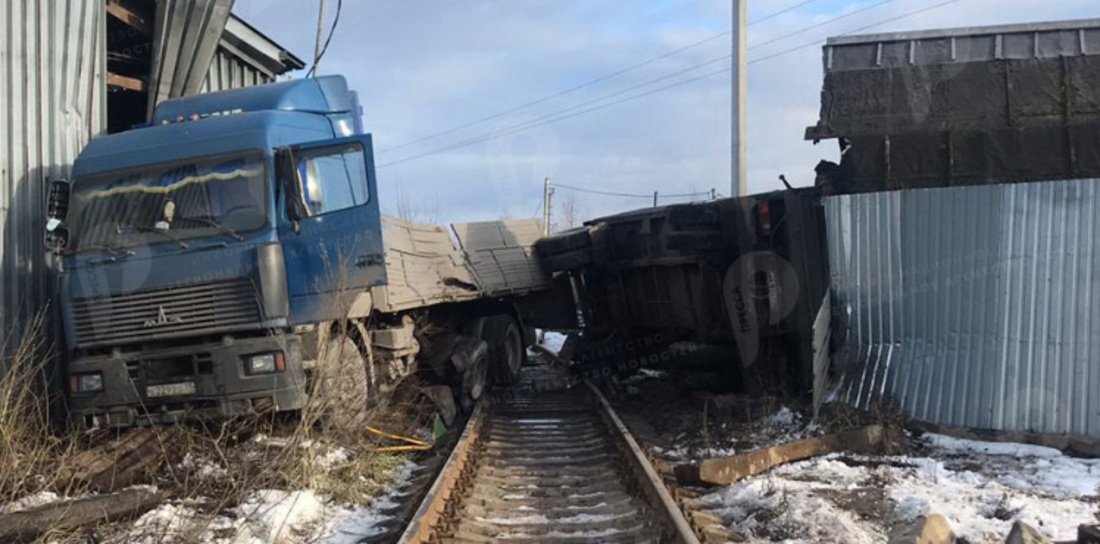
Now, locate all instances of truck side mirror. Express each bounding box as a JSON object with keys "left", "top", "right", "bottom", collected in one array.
[
  {"left": 44, "top": 179, "right": 71, "bottom": 253},
  {"left": 46, "top": 179, "right": 70, "bottom": 226},
  {"left": 276, "top": 147, "right": 309, "bottom": 232}
]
